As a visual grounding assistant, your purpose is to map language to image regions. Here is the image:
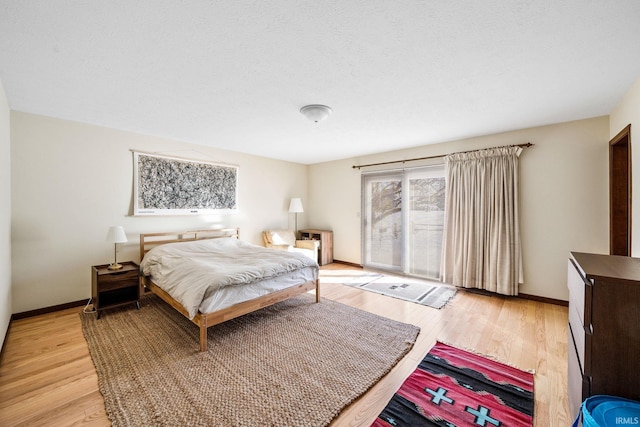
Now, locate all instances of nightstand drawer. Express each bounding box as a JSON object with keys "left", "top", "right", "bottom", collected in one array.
[{"left": 98, "top": 270, "right": 139, "bottom": 291}]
